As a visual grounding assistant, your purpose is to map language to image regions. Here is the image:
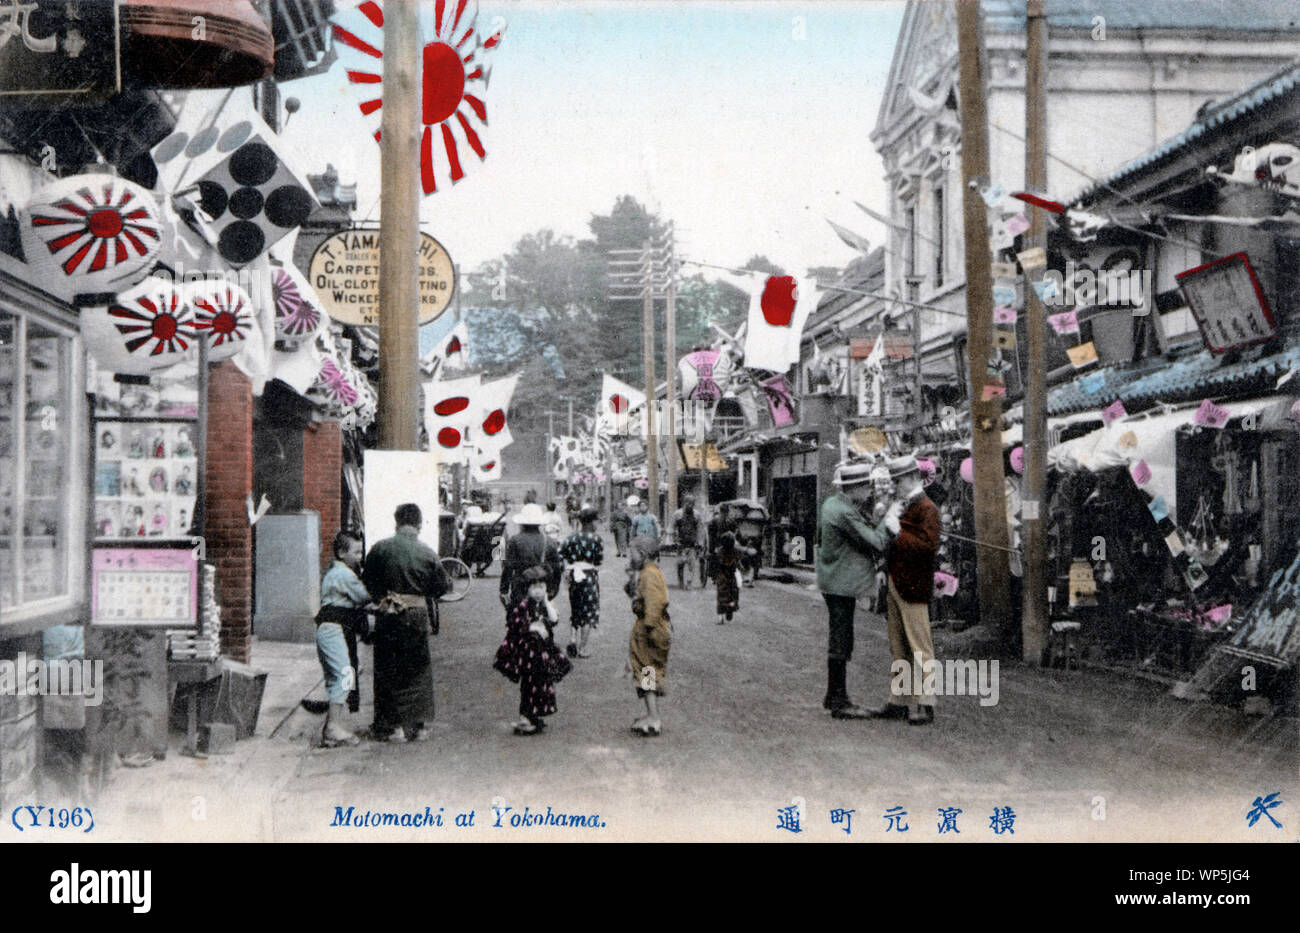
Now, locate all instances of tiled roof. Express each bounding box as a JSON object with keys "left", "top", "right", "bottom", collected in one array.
[
  {"left": 1072, "top": 59, "right": 1300, "bottom": 205},
  {"left": 984, "top": 0, "right": 1300, "bottom": 32},
  {"left": 1048, "top": 339, "right": 1300, "bottom": 415}
]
